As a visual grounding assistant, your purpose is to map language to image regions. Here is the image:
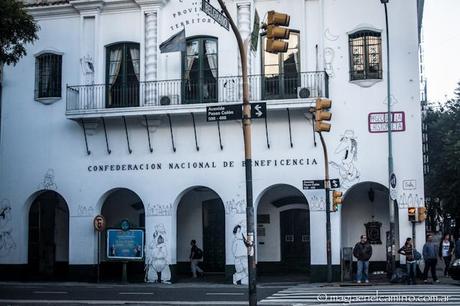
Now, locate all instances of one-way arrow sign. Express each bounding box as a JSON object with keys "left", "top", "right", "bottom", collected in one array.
[{"left": 251, "top": 102, "right": 267, "bottom": 119}]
